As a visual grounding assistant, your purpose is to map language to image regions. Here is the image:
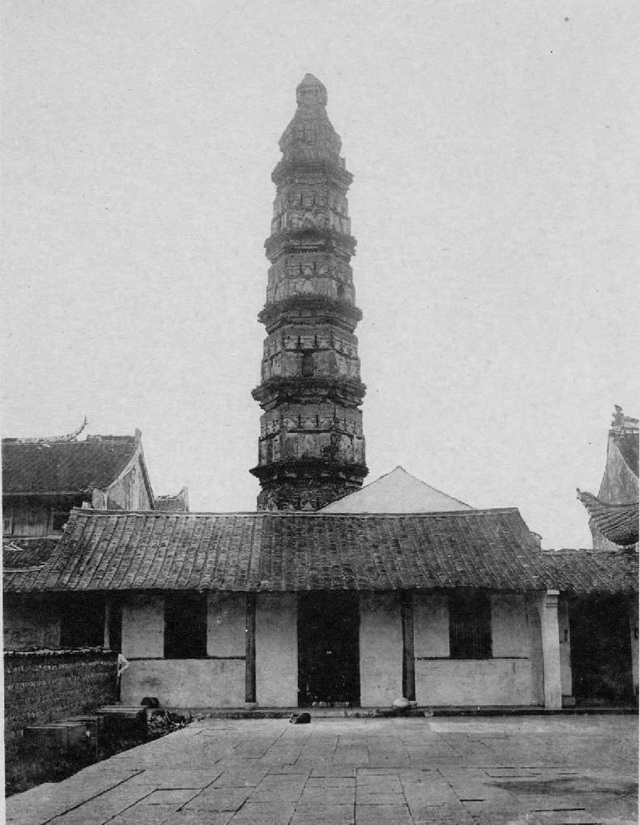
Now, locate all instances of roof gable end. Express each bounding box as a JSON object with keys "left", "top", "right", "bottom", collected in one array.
[{"left": 320, "top": 466, "right": 473, "bottom": 513}]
